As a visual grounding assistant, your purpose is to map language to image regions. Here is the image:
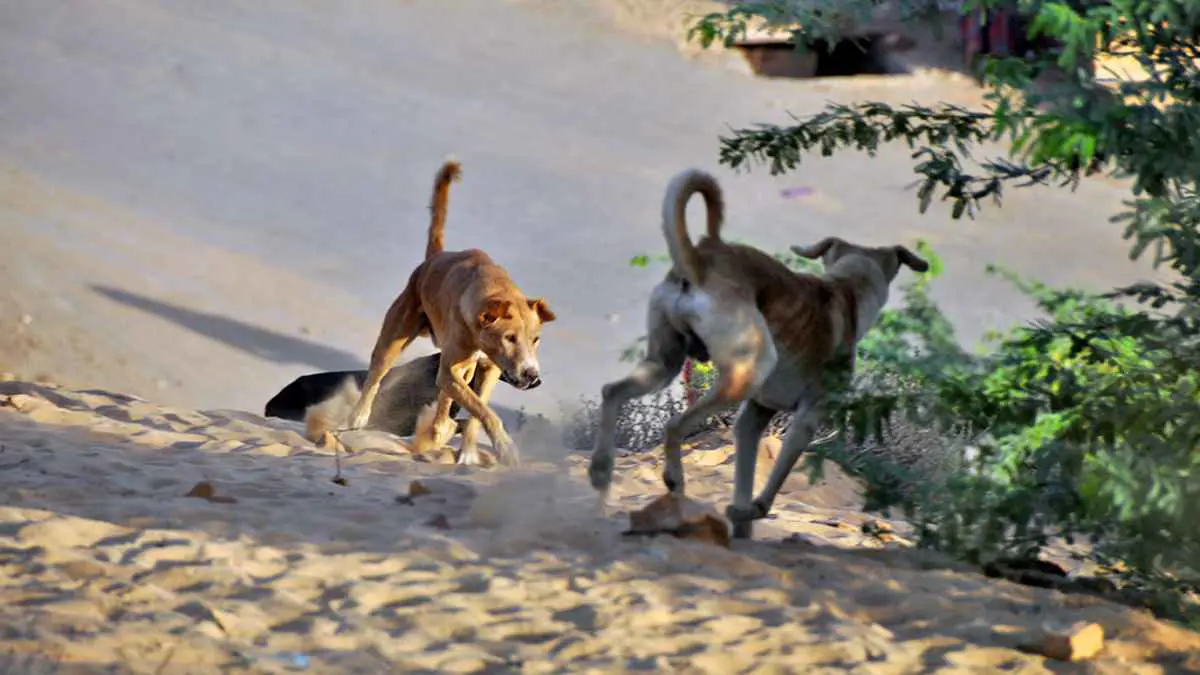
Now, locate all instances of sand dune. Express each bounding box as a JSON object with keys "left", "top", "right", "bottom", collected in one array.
[{"left": 1, "top": 379, "right": 1198, "bottom": 674}]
